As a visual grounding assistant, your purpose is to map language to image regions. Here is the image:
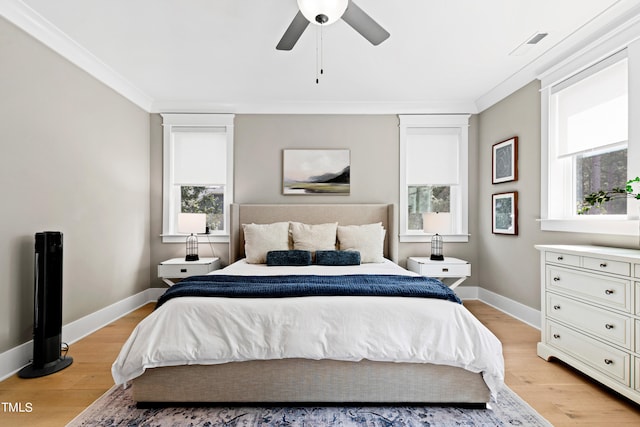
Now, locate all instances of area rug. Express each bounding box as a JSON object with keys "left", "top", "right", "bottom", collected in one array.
[{"left": 67, "top": 384, "right": 552, "bottom": 427}]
